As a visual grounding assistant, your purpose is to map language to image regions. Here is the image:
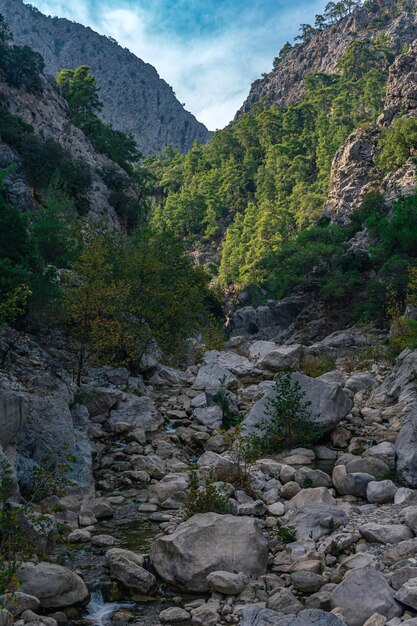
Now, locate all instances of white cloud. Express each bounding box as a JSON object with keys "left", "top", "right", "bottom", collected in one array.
[{"left": 28, "top": 0, "right": 327, "bottom": 129}]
